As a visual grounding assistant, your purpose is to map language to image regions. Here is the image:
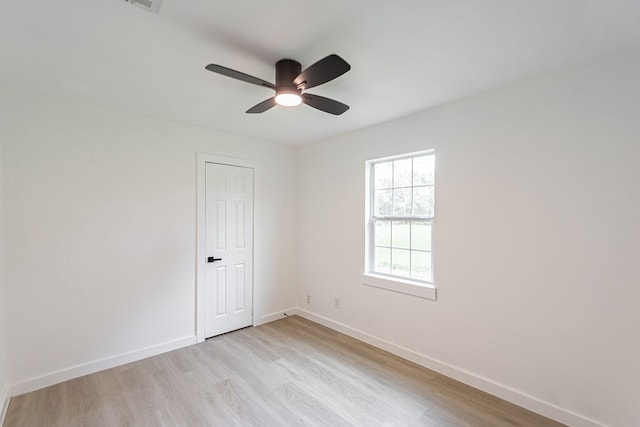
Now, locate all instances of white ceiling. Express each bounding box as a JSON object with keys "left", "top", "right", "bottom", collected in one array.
[{"left": 2, "top": 0, "right": 640, "bottom": 145}]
